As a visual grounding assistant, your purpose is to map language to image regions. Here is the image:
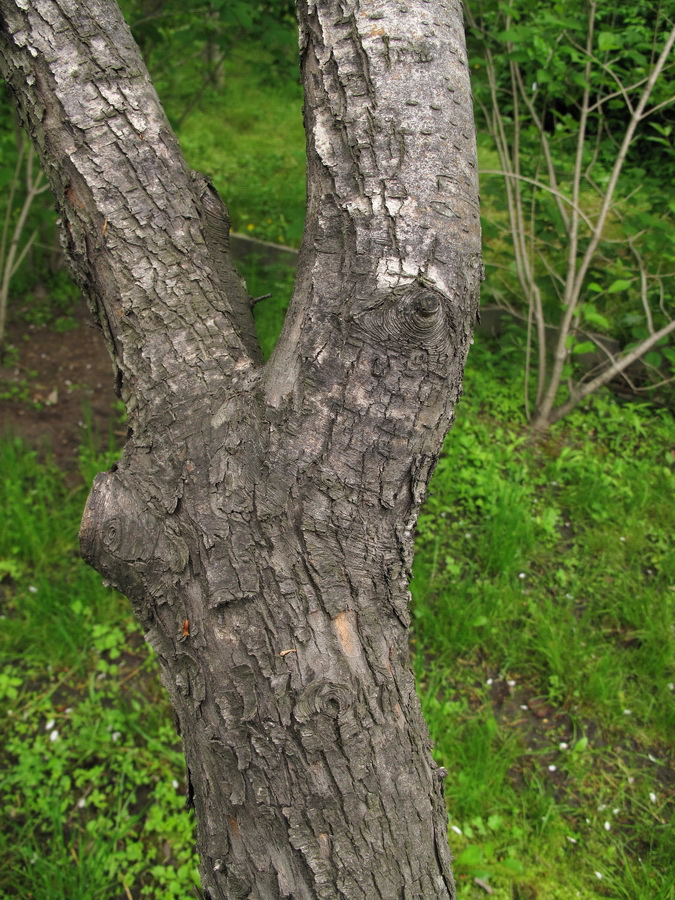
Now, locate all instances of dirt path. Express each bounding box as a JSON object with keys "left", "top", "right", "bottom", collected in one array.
[{"left": 0, "top": 301, "right": 121, "bottom": 471}]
